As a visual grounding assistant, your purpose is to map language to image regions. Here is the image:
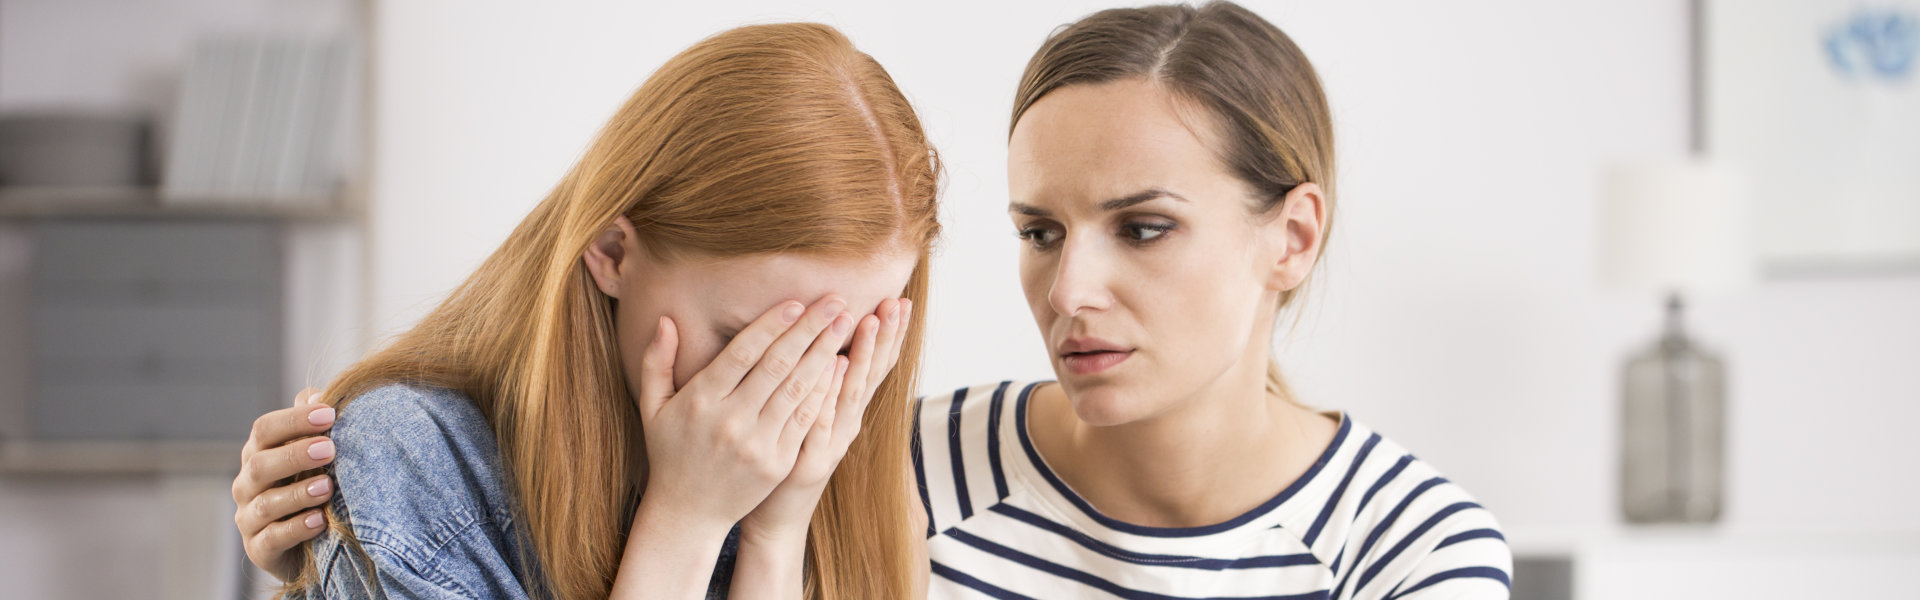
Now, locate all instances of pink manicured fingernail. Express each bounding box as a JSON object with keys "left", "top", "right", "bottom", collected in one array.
[
  {"left": 309, "top": 406, "right": 335, "bottom": 426},
  {"left": 307, "top": 477, "right": 332, "bottom": 497},
  {"left": 831, "top": 314, "right": 852, "bottom": 335},
  {"left": 304, "top": 513, "right": 324, "bottom": 529},
  {"left": 308, "top": 440, "right": 335, "bottom": 461},
  {"left": 781, "top": 302, "right": 804, "bottom": 323}
]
